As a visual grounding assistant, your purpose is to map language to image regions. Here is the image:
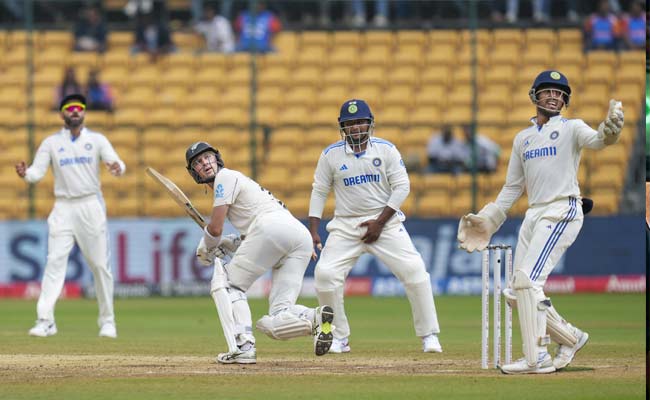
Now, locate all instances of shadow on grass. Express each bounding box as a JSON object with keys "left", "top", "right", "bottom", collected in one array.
[{"left": 557, "top": 366, "right": 595, "bottom": 372}]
